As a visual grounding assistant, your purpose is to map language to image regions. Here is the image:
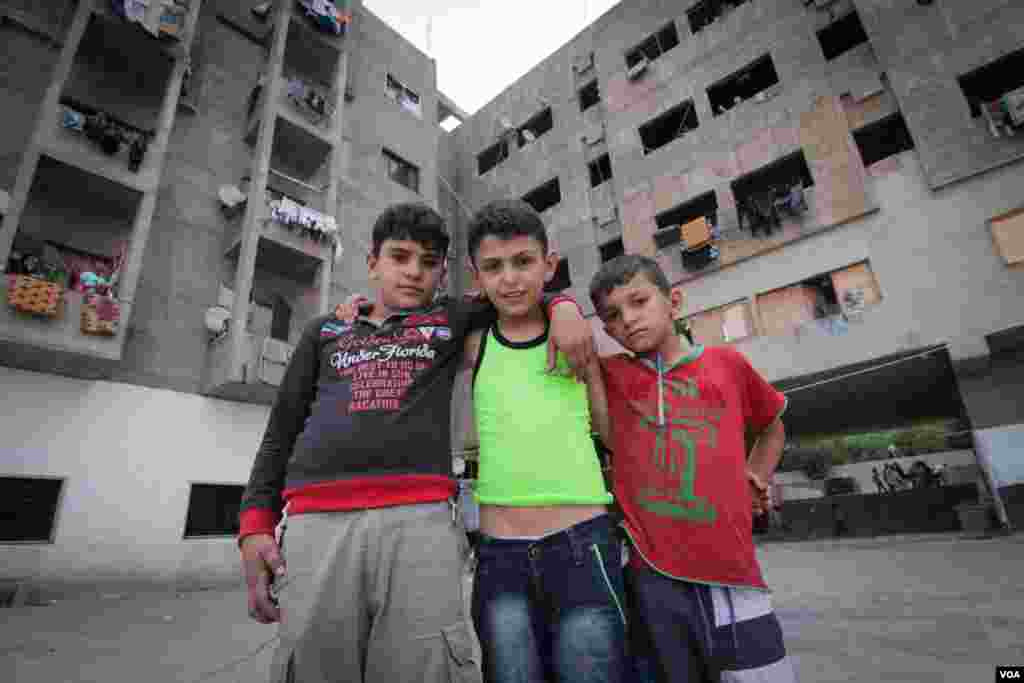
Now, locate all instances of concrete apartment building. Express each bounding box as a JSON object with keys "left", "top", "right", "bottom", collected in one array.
[
  {"left": 1, "top": 0, "right": 1022, "bottom": 591},
  {"left": 0, "top": 0, "right": 469, "bottom": 590},
  {"left": 443, "top": 0, "right": 1024, "bottom": 532}
]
